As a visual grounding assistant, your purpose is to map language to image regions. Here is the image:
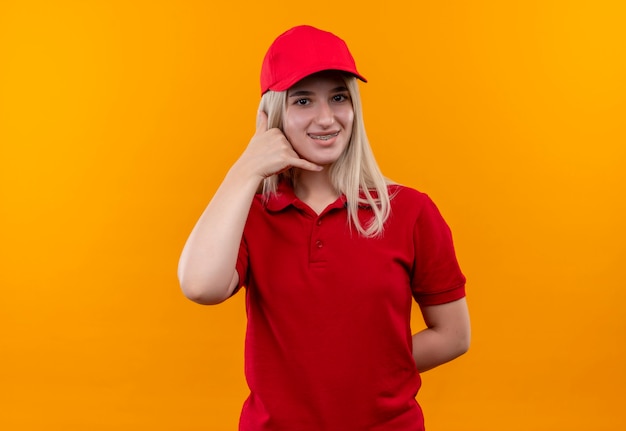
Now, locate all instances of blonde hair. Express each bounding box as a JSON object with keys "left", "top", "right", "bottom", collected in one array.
[{"left": 259, "top": 75, "right": 392, "bottom": 237}]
